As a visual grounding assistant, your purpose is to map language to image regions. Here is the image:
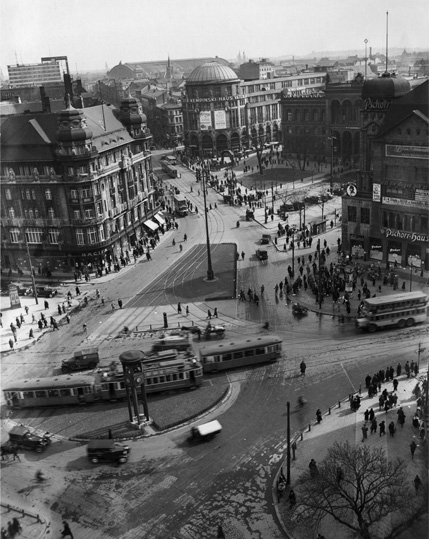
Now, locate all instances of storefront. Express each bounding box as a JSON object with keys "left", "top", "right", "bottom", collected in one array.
[{"left": 350, "top": 234, "right": 365, "bottom": 258}]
